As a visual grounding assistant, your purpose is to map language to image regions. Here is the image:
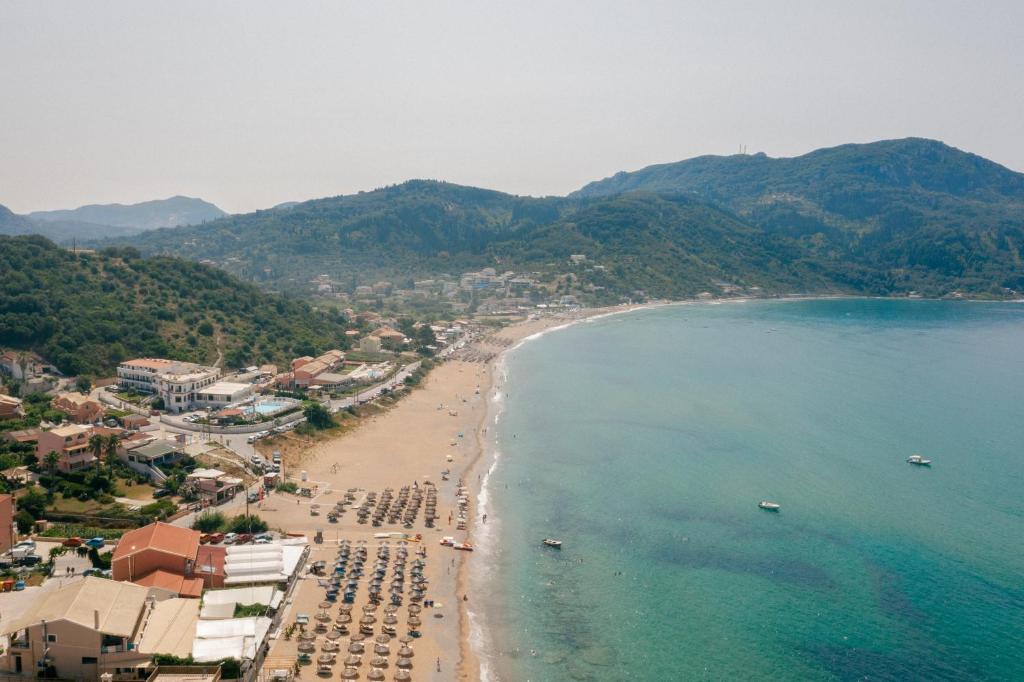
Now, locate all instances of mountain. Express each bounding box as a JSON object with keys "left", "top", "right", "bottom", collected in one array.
[
  {"left": 118, "top": 139, "right": 1024, "bottom": 299},
  {"left": 29, "top": 195, "right": 227, "bottom": 231},
  {"left": 0, "top": 204, "right": 36, "bottom": 234},
  {"left": 0, "top": 235, "right": 352, "bottom": 376}
]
